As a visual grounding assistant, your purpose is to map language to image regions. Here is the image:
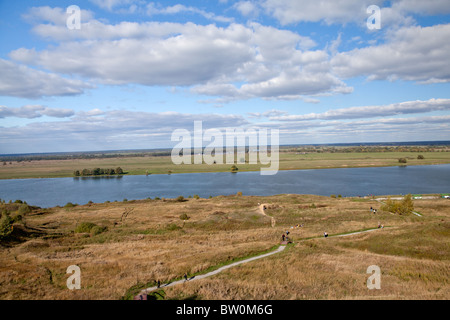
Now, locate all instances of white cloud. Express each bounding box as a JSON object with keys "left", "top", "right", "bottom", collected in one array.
[
  {"left": 0, "top": 110, "right": 250, "bottom": 153},
  {"left": 0, "top": 59, "right": 93, "bottom": 98},
  {"left": 146, "top": 2, "right": 233, "bottom": 23},
  {"left": 233, "top": 1, "right": 260, "bottom": 17},
  {"left": 261, "top": 0, "right": 381, "bottom": 25},
  {"left": 0, "top": 105, "right": 74, "bottom": 119},
  {"left": 260, "top": 0, "right": 450, "bottom": 26},
  {"left": 22, "top": 6, "right": 94, "bottom": 25},
  {"left": 270, "top": 99, "right": 450, "bottom": 121},
  {"left": 12, "top": 14, "right": 351, "bottom": 102},
  {"left": 331, "top": 24, "right": 450, "bottom": 83}
]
